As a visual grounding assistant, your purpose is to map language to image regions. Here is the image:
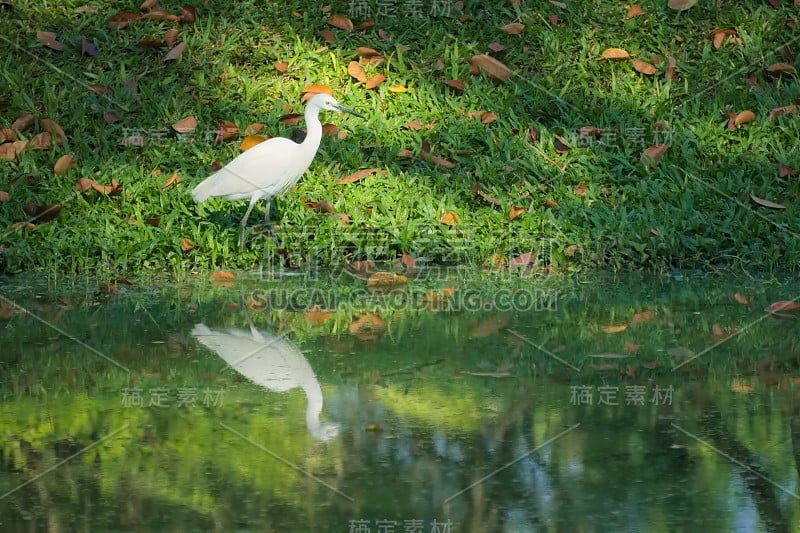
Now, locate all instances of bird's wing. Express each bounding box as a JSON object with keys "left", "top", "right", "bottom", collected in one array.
[{"left": 191, "top": 138, "right": 313, "bottom": 202}]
